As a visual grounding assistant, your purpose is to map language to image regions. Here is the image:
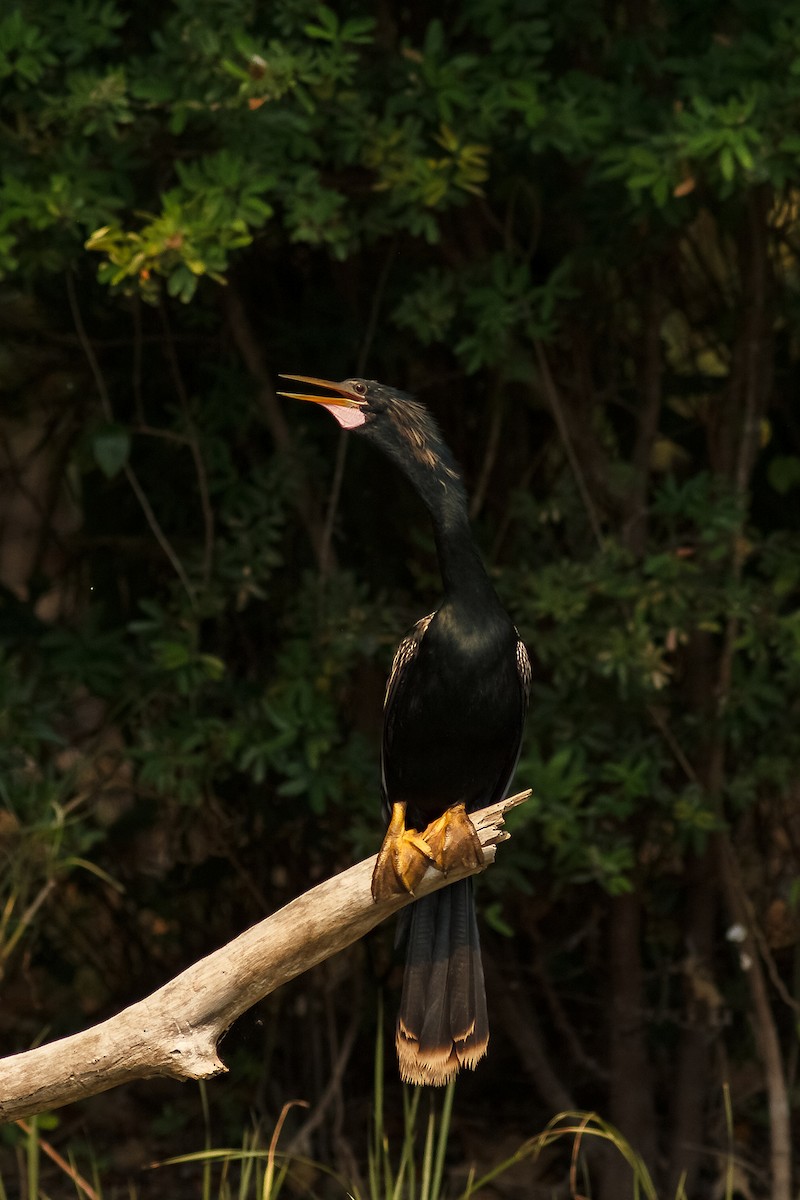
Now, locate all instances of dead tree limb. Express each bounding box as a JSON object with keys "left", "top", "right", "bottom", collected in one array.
[{"left": 0, "top": 790, "right": 530, "bottom": 1123}]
